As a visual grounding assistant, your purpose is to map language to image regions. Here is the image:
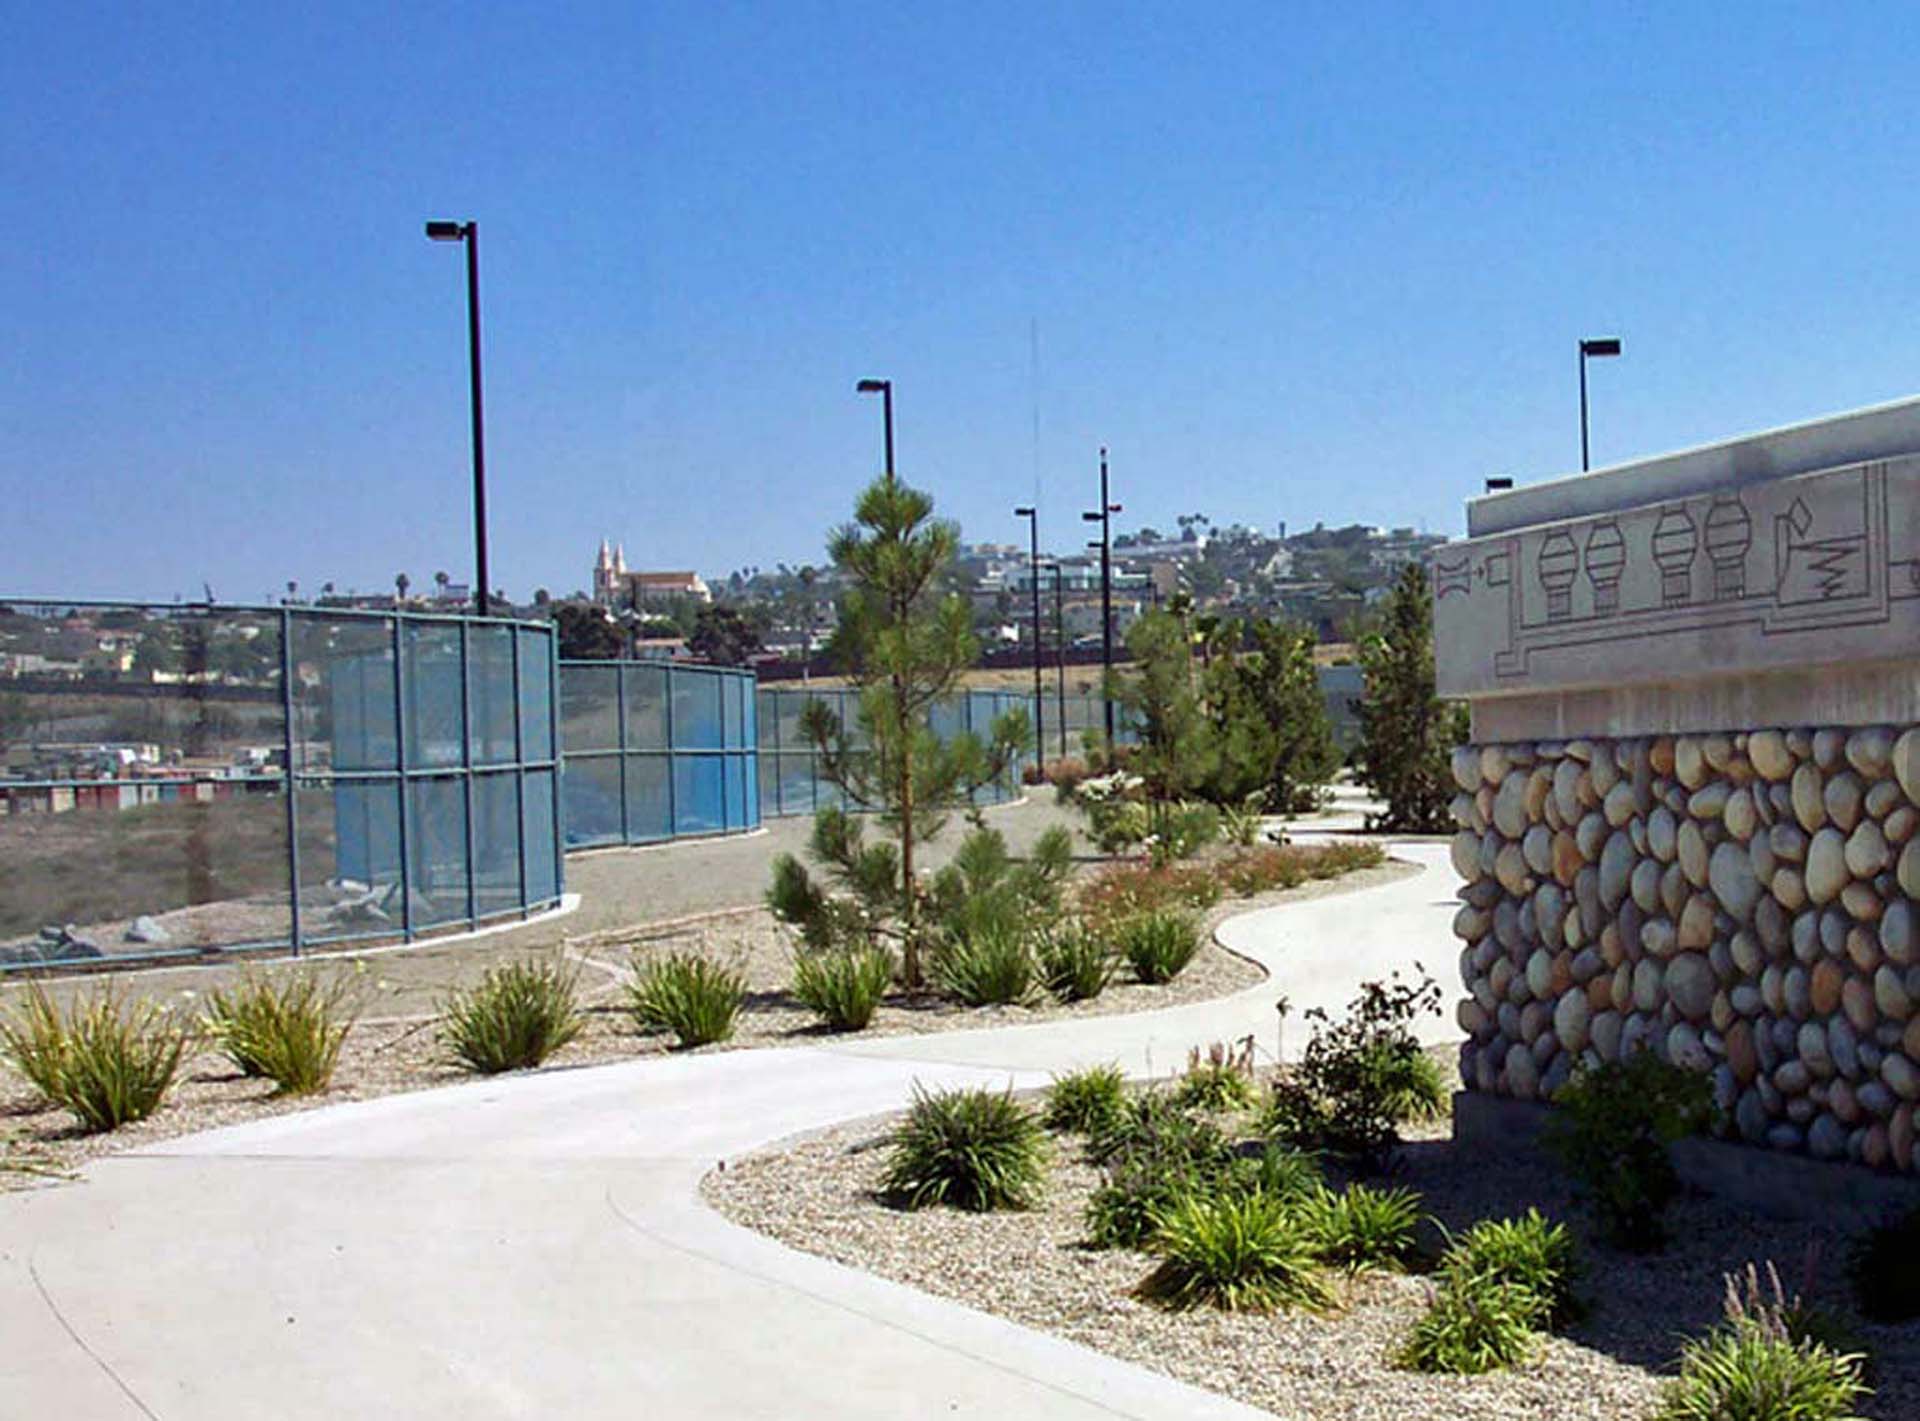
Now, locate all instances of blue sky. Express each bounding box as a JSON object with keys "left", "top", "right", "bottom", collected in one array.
[{"left": 6, "top": 2, "right": 1920, "bottom": 604}]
